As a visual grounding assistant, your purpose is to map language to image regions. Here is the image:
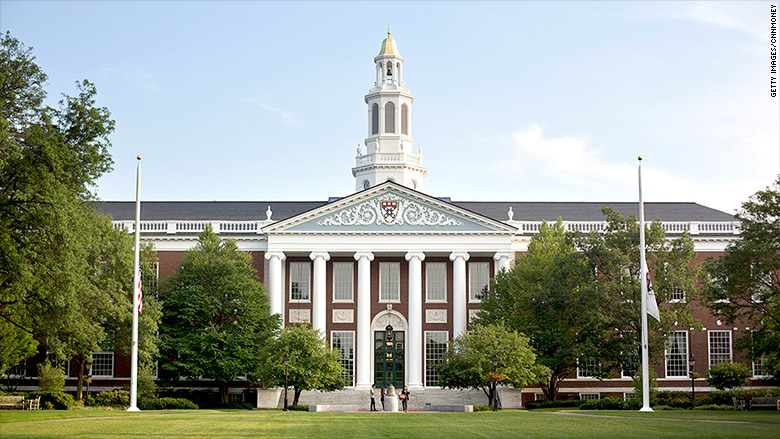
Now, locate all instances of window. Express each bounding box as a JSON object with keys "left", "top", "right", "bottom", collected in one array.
[
  {"left": 91, "top": 352, "right": 114, "bottom": 377},
  {"left": 332, "top": 331, "right": 354, "bottom": 385},
  {"left": 401, "top": 103, "right": 409, "bottom": 135},
  {"left": 379, "top": 263, "right": 400, "bottom": 302},
  {"left": 753, "top": 357, "right": 770, "bottom": 377},
  {"left": 426, "top": 263, "right": 447, "bottom": 302},
  {"left": 371, "top": 104, "right": 379, "bottom": 135},
  {"left": 468, "top": 262, "right": 489, "bottom": 301},
  {"left": 425, "top": 331, "right": 448, "bottom": 386},
  {"left": 534, "top": 394, "right": 547, "bottom": 401},
  {"left": 47, "top": 353, "right": 70, "bottom": 377},
  {"left": 577, "top": 359, "right": 598, "bottom": 378},
  {"left": 228, "top": 393, "right": 244, "bottom": 403},
  {"left": 290, "top": 262, "right": 311, "bottom": 301},
  {"left": 670, "top": 288, "right": 685, "bottom": 302},
  {"left": 5, "top": 359, "right": 27, "bottom": 377},
  {"left": 708, "top": 330, "right": 732, "bottom": 366},
  {"left": 333, "top": 262, "right": 354, "bottom": 302},
  {"left": 363, "top": 180, "right": 370, "bottom": 190},
  {"left": 384, "top": 102, "right": 395, "bottom": 133},
  {"left": 580, "top": 393, "right": 600, "bottom": 401},
  {"left": 624, "top": 392, "right": 636, "bottom": 401},
  {"left": 666, "top": 331, "right": 688, "bottom": 377},
  {"left": 142, "top": 262, "right": 159, "bottom": 298}
]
